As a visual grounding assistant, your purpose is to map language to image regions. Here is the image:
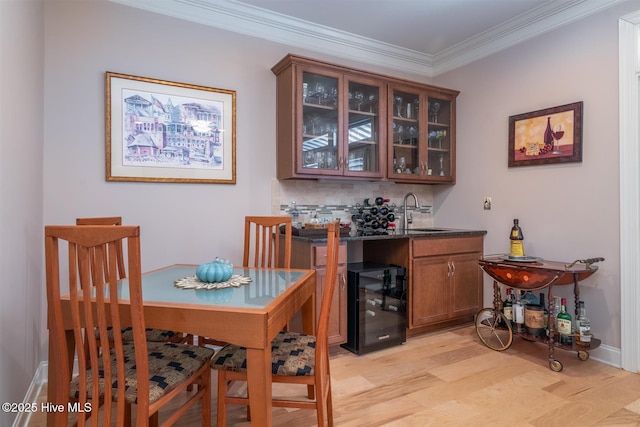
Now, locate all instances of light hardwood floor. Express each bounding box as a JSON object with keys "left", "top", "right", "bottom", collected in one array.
[{"left": 27, "top": 324, "right": 640, "bottom": 426}]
